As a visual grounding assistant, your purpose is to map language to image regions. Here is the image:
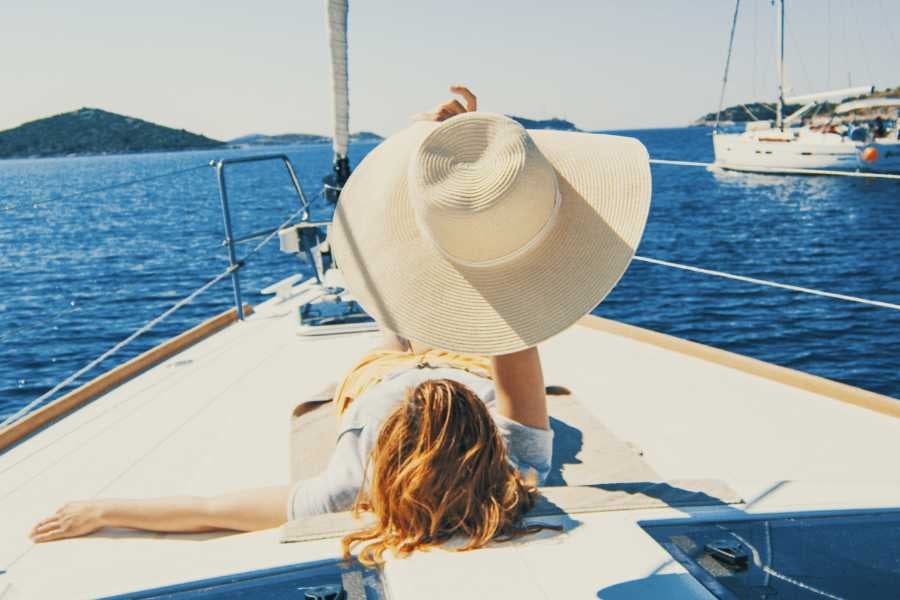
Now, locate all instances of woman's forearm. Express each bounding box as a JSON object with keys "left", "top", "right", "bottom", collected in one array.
[
  {"left": 491, "top": 346, "right": 549, "bottom": 430},
  {"left": 31, "top": 486, "right": 290, "bottom": 543},
  {"left": 101, "top": 487, "right": 290, "bottom": 533},
  {"left": 97, "top": 497, "right": 220, "bottom": 533}
]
